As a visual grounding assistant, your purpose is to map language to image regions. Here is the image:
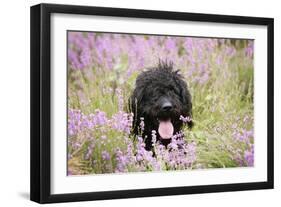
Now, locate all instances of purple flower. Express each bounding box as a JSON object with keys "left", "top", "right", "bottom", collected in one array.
[
  {"left": 80, "top": 47, "right": 92, "bottom": 67},
  {"left": 244, "top": 145, "right": 254, "bottom": 166},
  {"left": 245, "top": 41, "right": 254, "bottom": 58},
  {"left": 110, "top": 112, "right": 133, "bottom": 134},
  {"left": 179, "top": 115, "right": 192, "bottom": 123},
  {"left": 85, "top": 143, "right": 95, "bottom": 160},
  {"left": 93, "top": 110, "right": 108, "bottom": 126},
  {"left": 101, "top": 135, "right": 107, "bottom": 140},
  {"left": 151, "top": 130, "right": 157, "bottom": 146},
  {"left": 68, "top": 109, "right": 109, "bottom": 136},
  {"left": 216, "top": 55, "right": 223, "bottom": 66},
  {"left": 168, "top": 137, "right": 178, "bottom": 150},
  {"left": 139, "top": 117, "right": 145, "bottom": 133},
  {"left": 184, "top": 38, "right": 193, "bottom": 54},
  {"left": 165, "top": 38, "right": 177, "bottom": 51},
  {"left": 68, "top": 32, "right": 93, "bottom": 70},
  {"left": 233, "top": 129, "right": 253, "bottom": 143},
  {"left": 225, "top": 46, "right": 236, "bottom": 57},
  {"left": 101, "top": 151, "right": 110, "bottom": 161},
  {"left": 115, "top": 148, "right": 132, "bottom": 173}
]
